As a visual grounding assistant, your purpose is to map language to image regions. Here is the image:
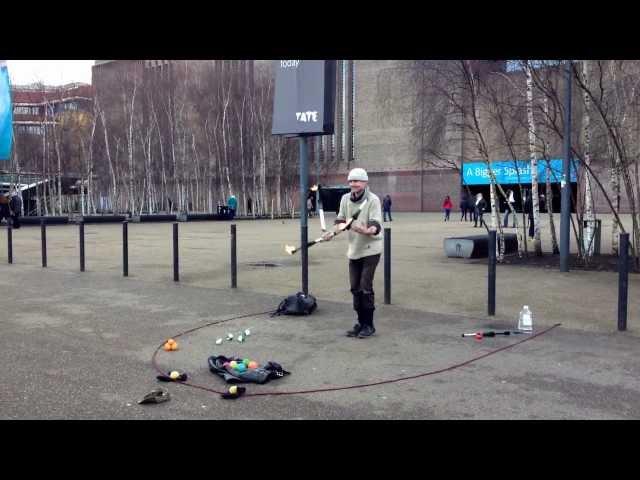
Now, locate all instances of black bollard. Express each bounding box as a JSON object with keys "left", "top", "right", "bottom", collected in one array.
[
  {"left": 384, "top": 227, "right": 391, "bottom": 305},
  {"left": 79, "top": 221, "right": 85, "bottom": 272},
  {"left": 7, "top": 225, "right": 12, "bottom": 264},
  {"left": 41, "top": 219, "right": 47, "bottom": 268},
  {"left": 488, "top": 230, "right": 496, "bottom": 316},
  {"left": 301, "top": 225, "right": 308, "bottom": 295},
  {"left": 123, "top": 221, "right": 128, "bottom": 277},
  {"left": 618, "top": 233, "right": 629, "bottom": 331},
  {"left": 173, "top": 222, "right": 179, "bottom": 282},
  {"left": 231, "top": 224, "right": 237, "bottom": 288}
]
